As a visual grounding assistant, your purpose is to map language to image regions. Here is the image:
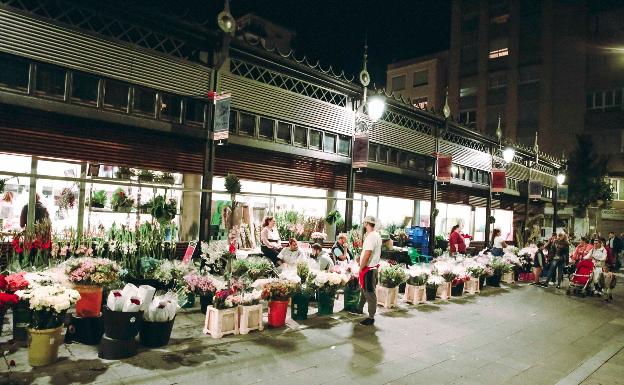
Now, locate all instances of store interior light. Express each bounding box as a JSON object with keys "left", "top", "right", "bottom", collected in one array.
[
  {"left": 557, "top": 173, "right": 566, "bottom": 185},
  {"left": 367, "top": 96, "right": 386, "bottom": 122},
  {"left": 451, "top": 165, "right": 459, "bottom": 176},
  {"left": 502, "top": 147, "right": 515, "bottom": 163}
]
